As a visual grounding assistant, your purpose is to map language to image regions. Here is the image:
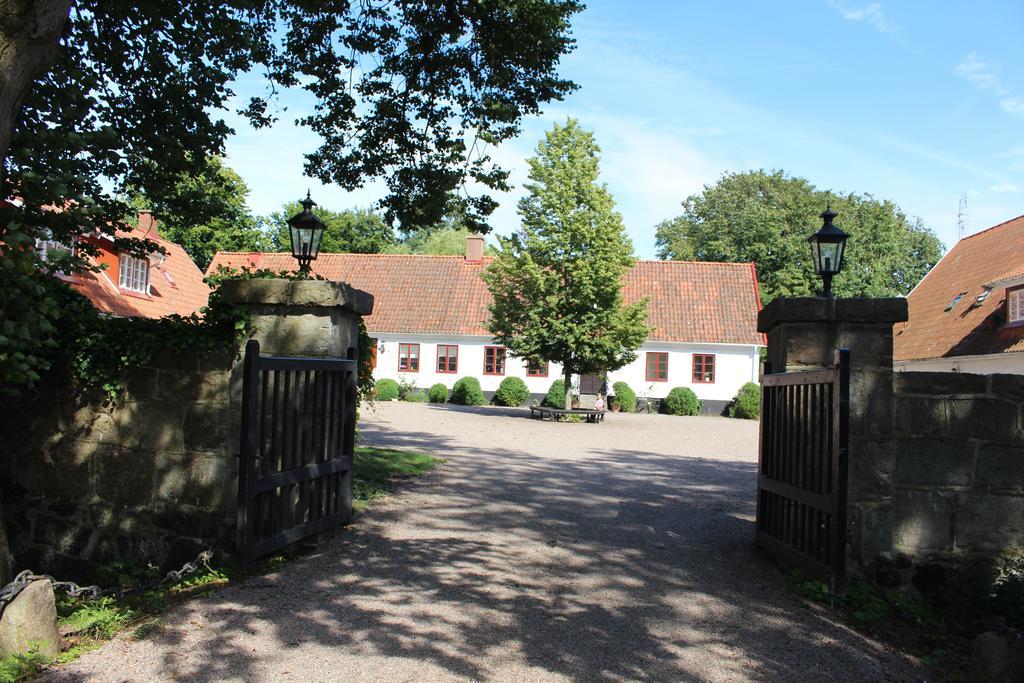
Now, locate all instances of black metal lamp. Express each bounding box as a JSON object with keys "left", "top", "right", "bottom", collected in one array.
[
  {"left": 808, "top": 206, "right": 848, "bottom": 298},
  {"left": 287, "top": 191, "right": 326, "bottom": 273}
]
